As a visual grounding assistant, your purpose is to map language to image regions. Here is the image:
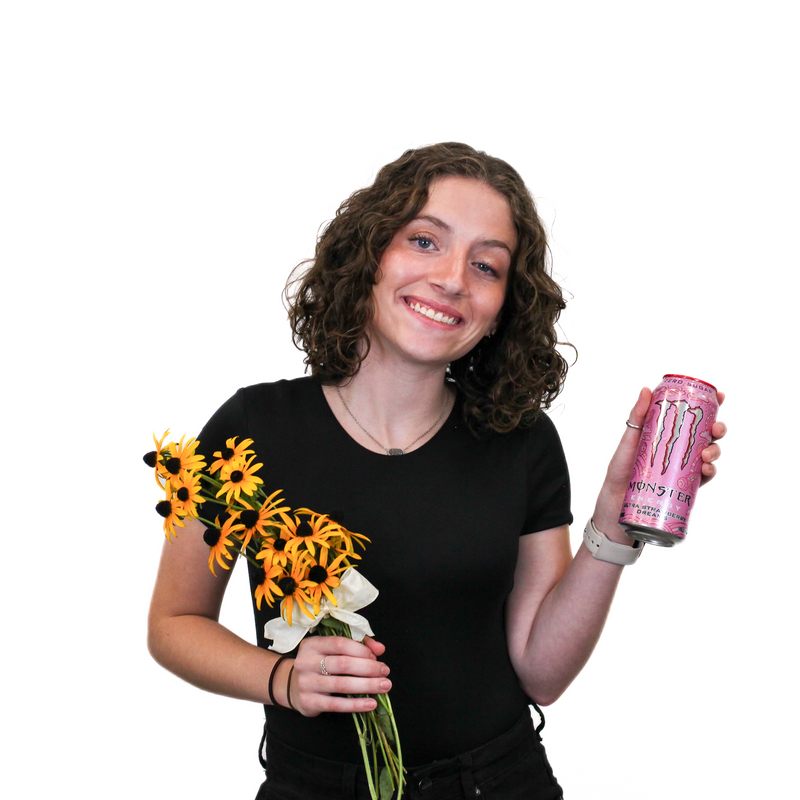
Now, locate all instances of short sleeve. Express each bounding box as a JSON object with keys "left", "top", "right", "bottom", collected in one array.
[
  {"left": 195, "top": 389, "right": 250, "bottom": 468},
  {"left": 522, "top": 413, "right": 573, "bottom": 534}
]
